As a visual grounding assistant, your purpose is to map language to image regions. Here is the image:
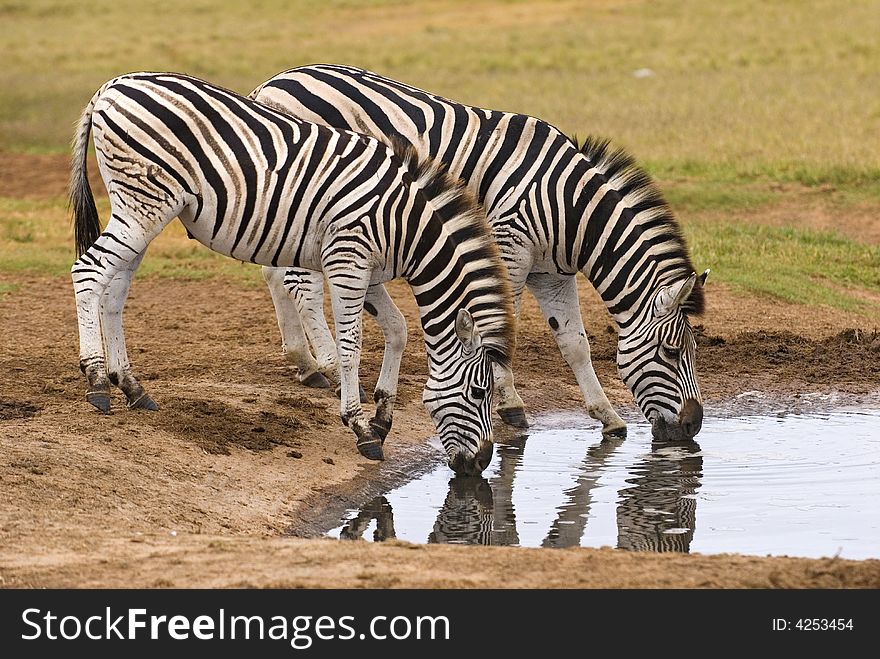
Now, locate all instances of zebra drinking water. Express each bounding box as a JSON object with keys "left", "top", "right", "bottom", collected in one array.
[
  {"left": 252, "top": 64, "right": 709, "bottom": 442},
  {"left": 69, "top": 72, "right": 513, "bottom": 474}
]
